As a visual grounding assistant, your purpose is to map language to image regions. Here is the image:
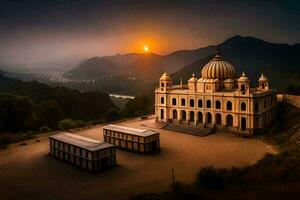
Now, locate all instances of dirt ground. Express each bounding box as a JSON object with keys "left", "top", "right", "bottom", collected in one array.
[{"left": 0, "top": 119, "right": 276, "bottom": 200}]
